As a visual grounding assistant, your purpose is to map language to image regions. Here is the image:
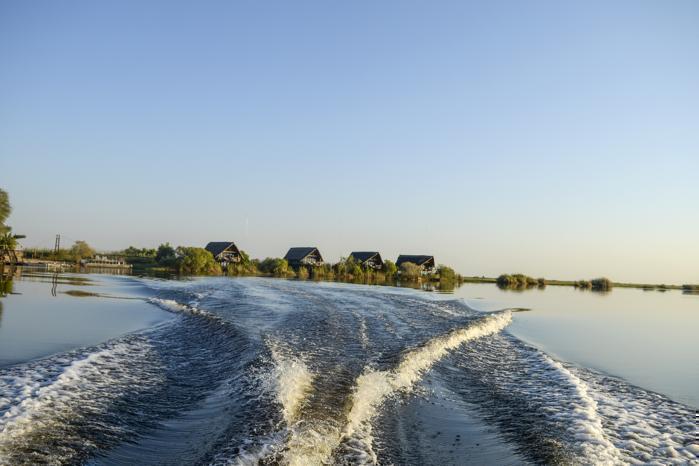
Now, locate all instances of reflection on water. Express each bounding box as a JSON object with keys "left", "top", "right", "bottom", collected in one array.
[
  {"left": 0, "top": 270, "right": 172, "bottom": 366},
  {"left": 0, "top": 266, "right": 18, "bottom": 329},
  {"left": 451, "top": 283, "right": 699, "bottom": 408}
]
